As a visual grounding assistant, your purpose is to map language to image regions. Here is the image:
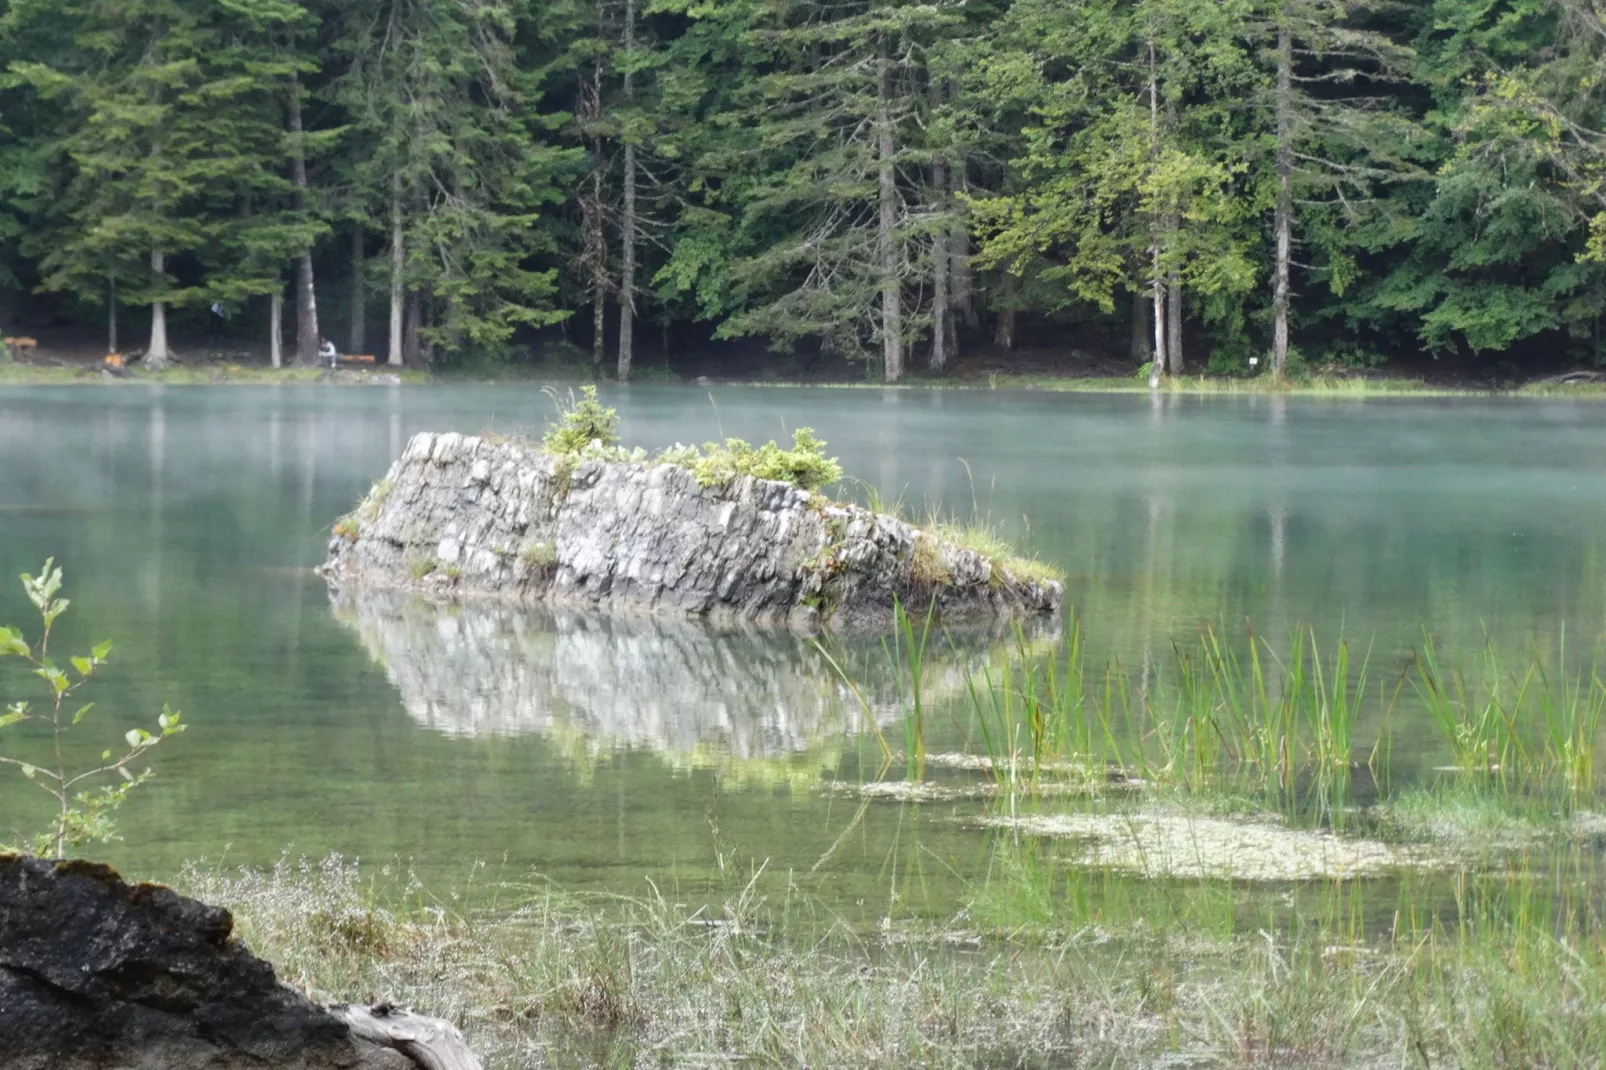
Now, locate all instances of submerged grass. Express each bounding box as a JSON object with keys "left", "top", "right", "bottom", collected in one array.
[
  {"left": 173, "top": 843, "right": 1606, "bottom": 1069},
  {"left": 872, "top": 615, "right": 1606, "bottom": 815}
]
